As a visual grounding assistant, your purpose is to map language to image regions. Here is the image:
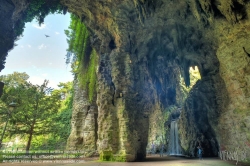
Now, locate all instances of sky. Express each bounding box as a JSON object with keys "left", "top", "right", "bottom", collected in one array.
[{"left": 0, "top": 13, "right": 73, "bottom": 89}]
